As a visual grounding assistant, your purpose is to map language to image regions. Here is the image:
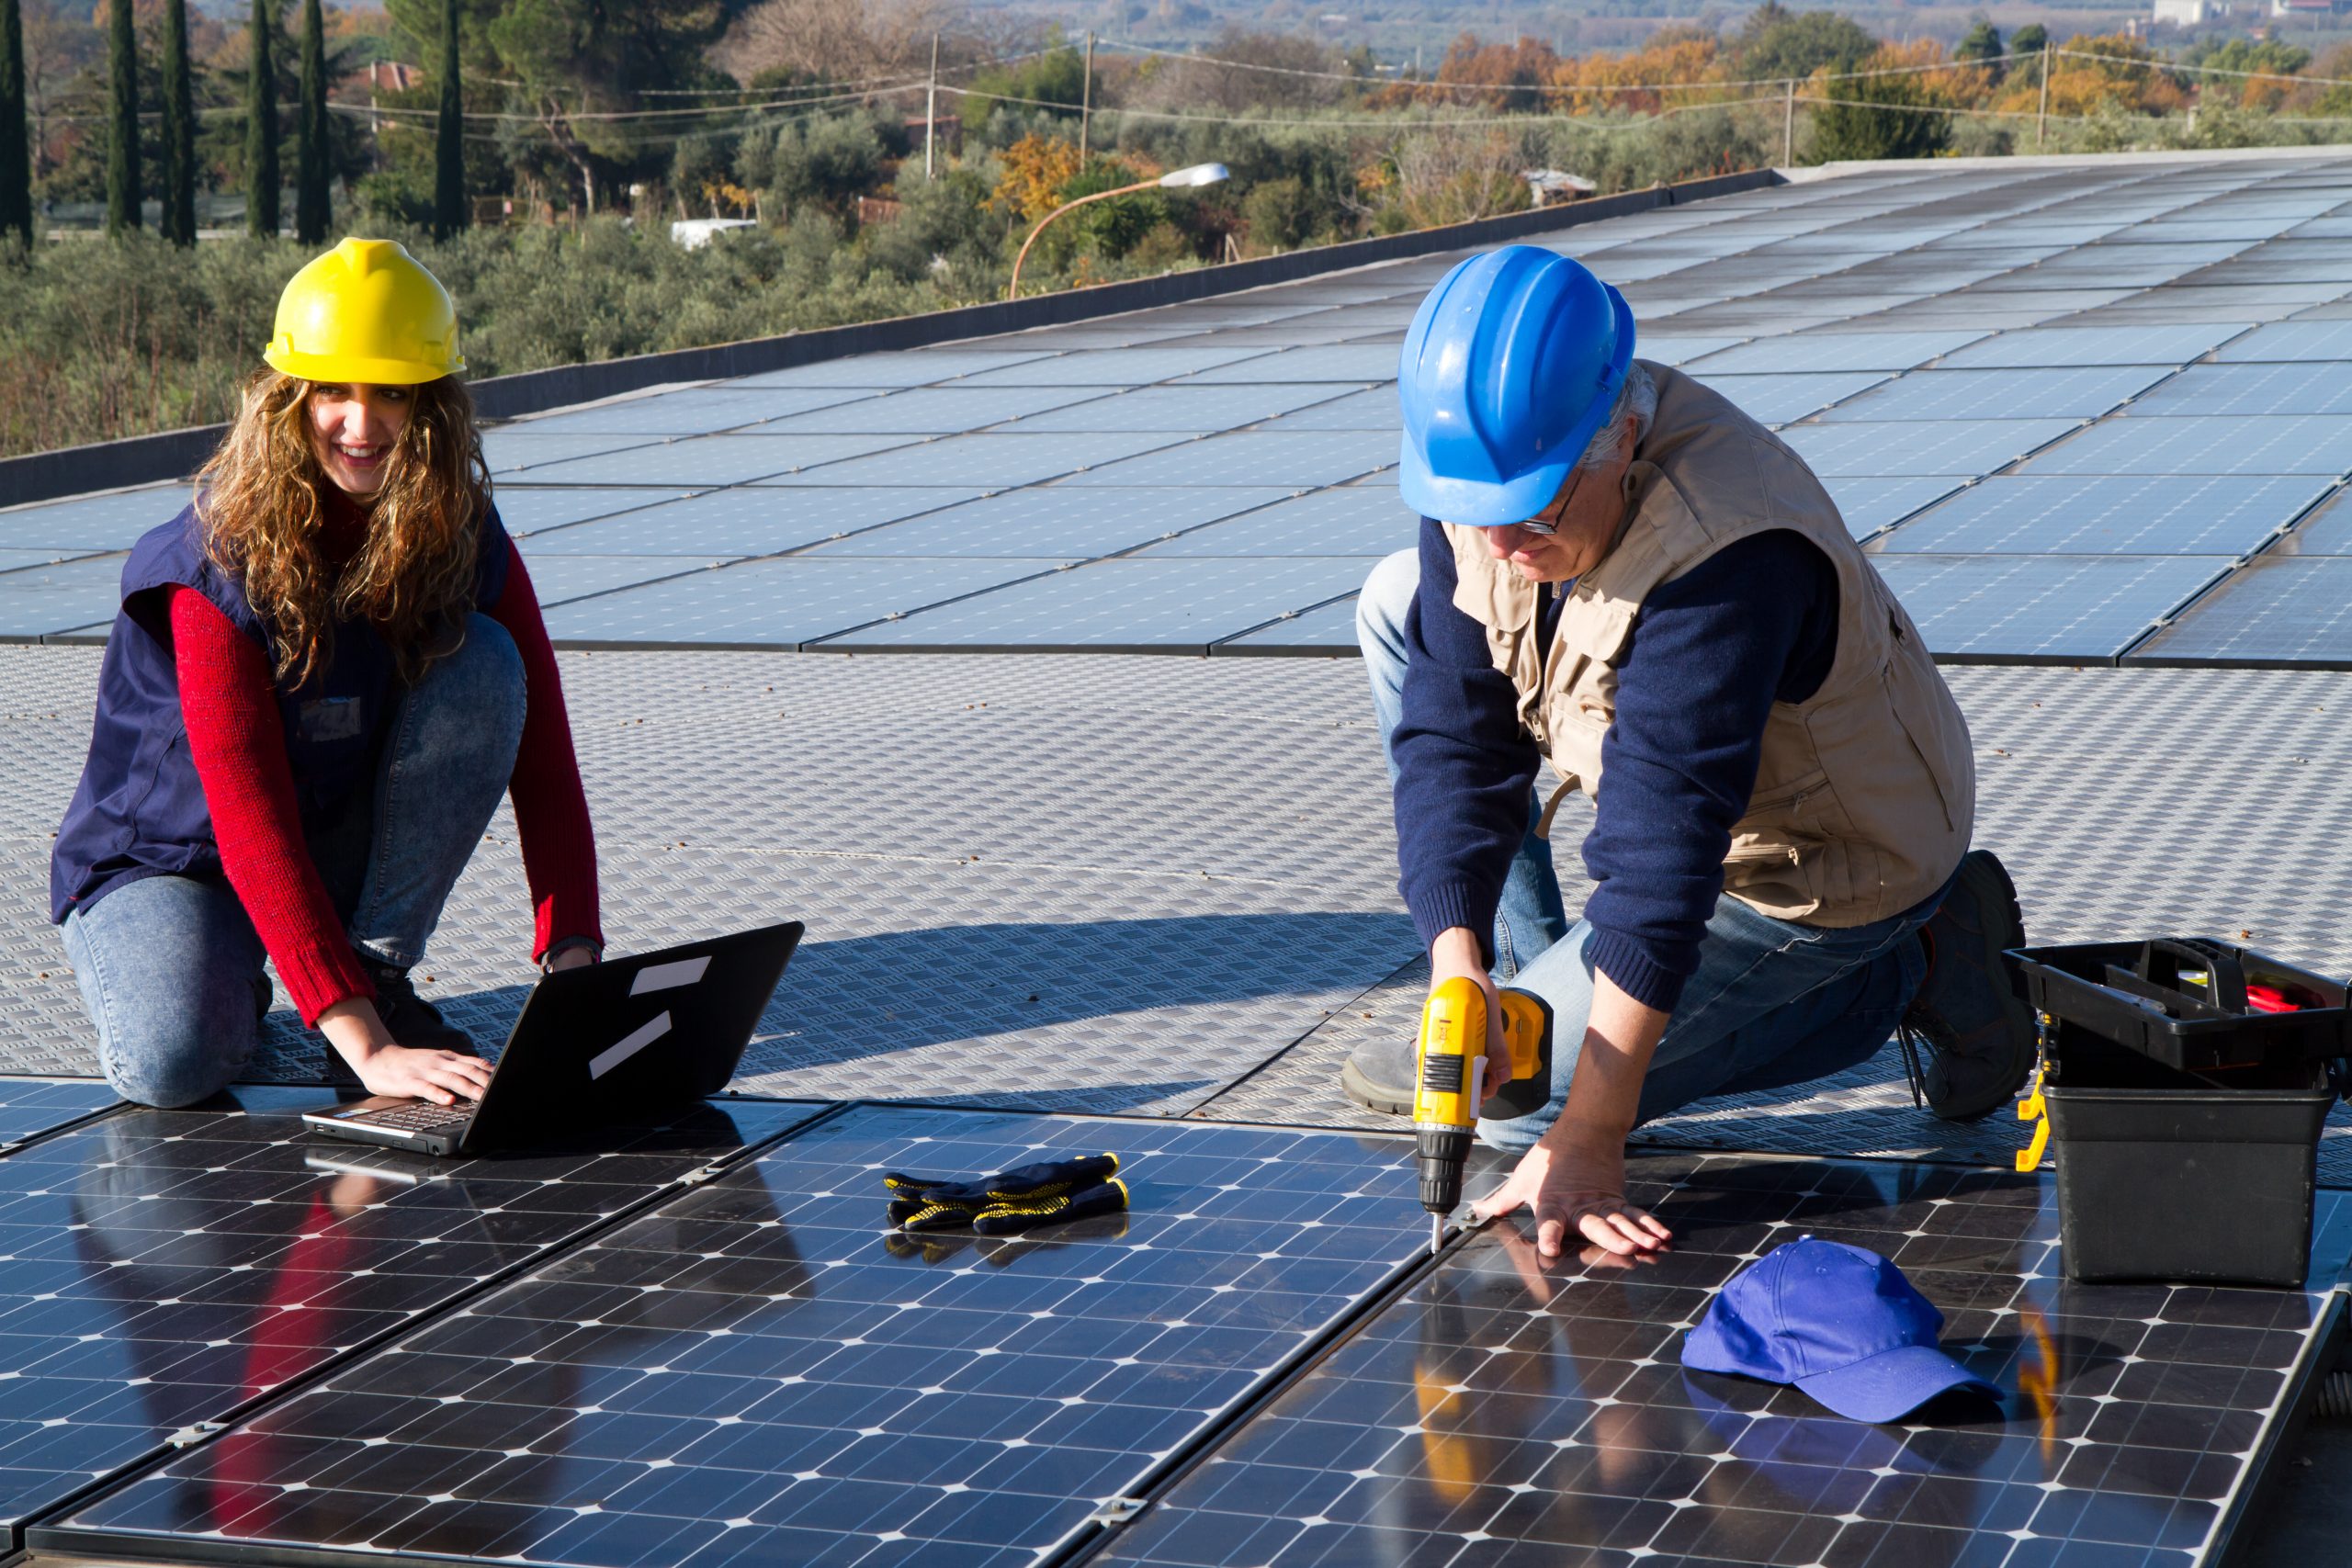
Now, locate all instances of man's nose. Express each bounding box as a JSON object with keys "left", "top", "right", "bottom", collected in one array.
[{"left": 1487, "top": 525, "right": 1530, "bottom": 558}]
